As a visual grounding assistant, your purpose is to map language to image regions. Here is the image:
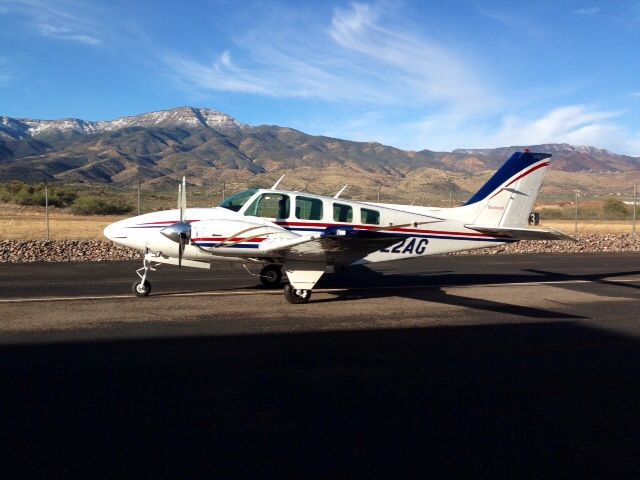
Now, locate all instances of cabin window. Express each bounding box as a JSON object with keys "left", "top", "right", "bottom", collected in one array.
[
  {"left": 218, "top": 189, "right": 257, "bottom": 212},
  {"left": 296, "top": 196, "right": 323, "bottom": 221},
  {"left": 244, "top": 193, "right": 290, "bottom": 219},
  {"left": 361, "top": 208, "right": 380, "bottom": 225},
  {"left": 333, "top": 203, "right": 353, "bottom": 223}
]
